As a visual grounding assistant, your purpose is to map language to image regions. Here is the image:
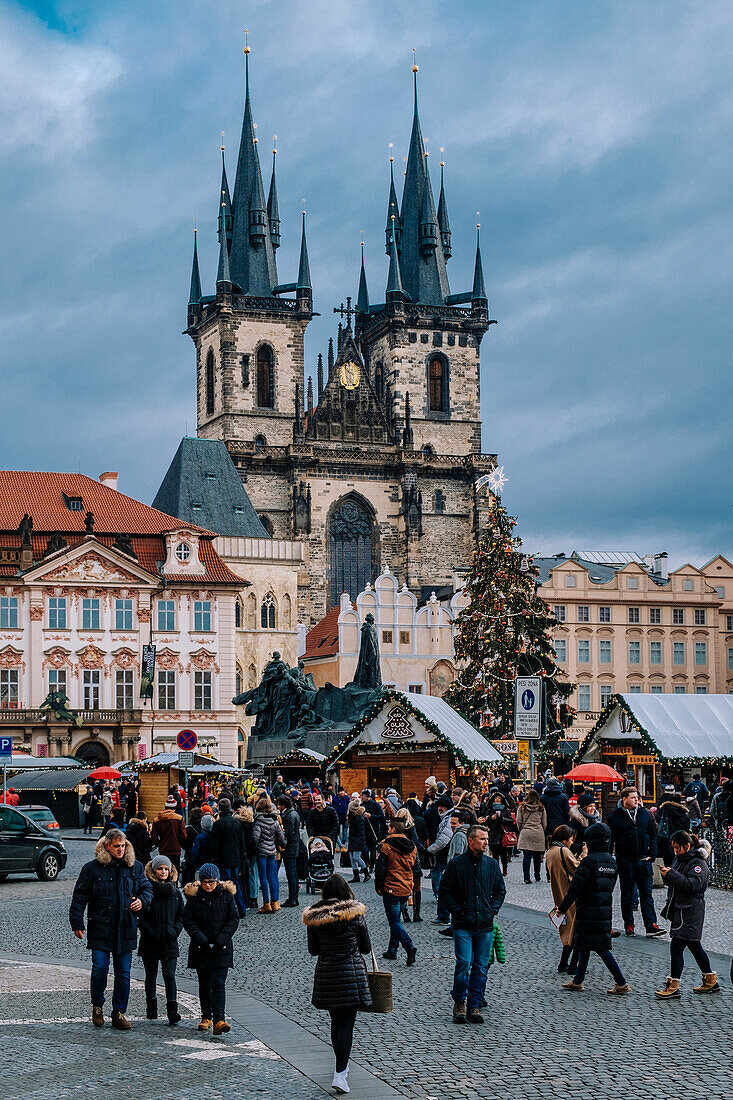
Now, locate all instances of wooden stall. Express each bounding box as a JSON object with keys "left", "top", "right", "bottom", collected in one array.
[
  {"left": 264, "top": 748, "right": 326, "bottom": 788},
  {"left": 137, "top": 752, "right": 246, "bottom": 818}
]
